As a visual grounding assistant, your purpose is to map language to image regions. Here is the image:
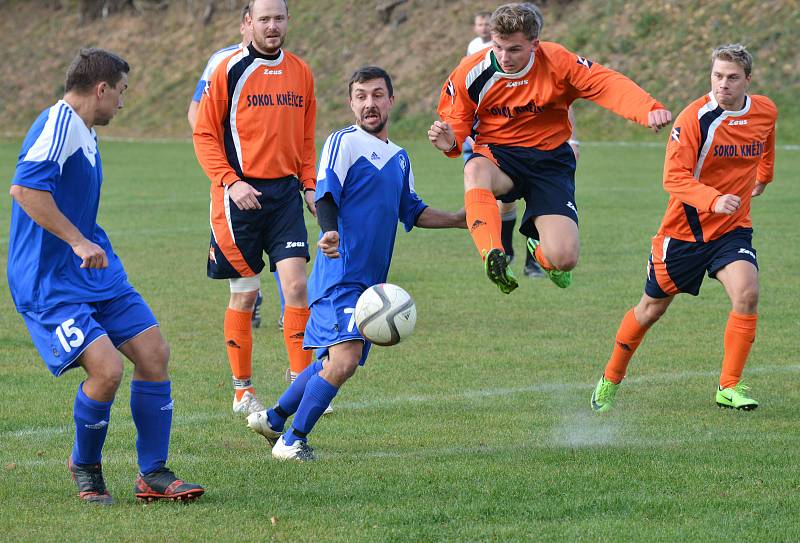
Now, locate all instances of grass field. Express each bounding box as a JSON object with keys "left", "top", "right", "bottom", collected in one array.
[{"left": 0, "top": 138, "right": 798, "bottom": 542}]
